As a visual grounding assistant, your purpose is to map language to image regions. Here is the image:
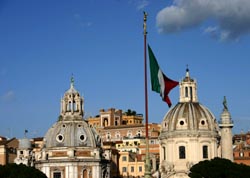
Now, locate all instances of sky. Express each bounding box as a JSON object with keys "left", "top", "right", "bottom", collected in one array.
[{"left": 1, "top": 0, "right": 250, "bottom": 139}]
